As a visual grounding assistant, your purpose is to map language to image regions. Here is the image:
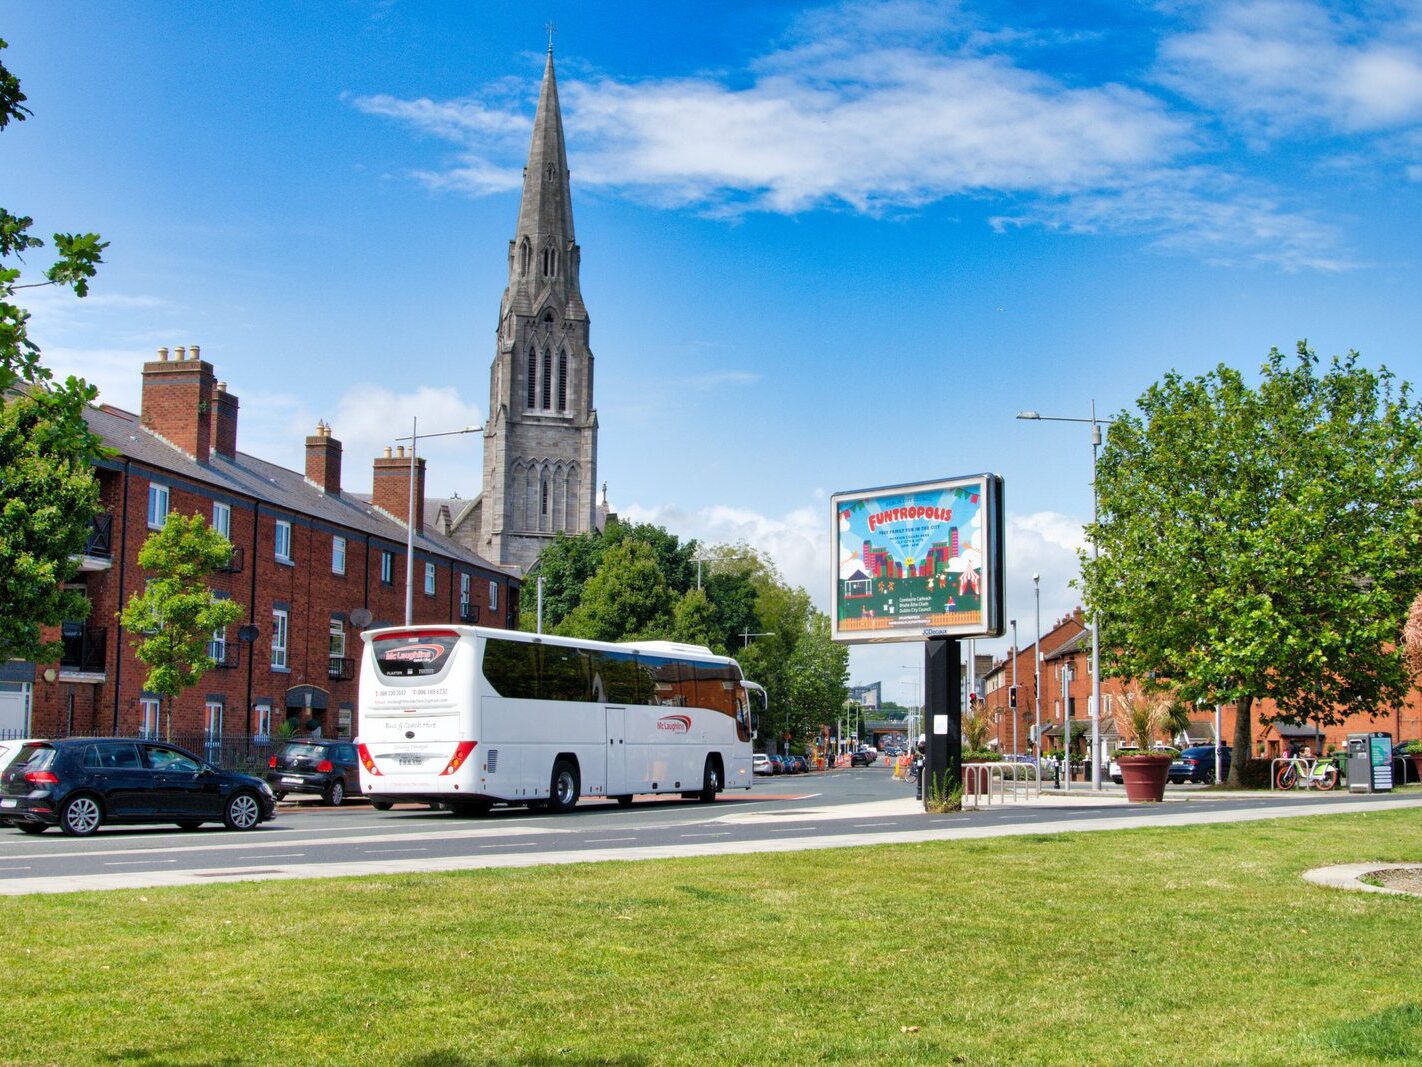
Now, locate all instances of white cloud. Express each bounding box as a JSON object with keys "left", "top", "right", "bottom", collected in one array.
[{"left": 1158, "top": 1, "right": 1422, "bottom": 135}]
